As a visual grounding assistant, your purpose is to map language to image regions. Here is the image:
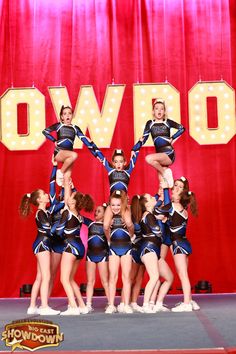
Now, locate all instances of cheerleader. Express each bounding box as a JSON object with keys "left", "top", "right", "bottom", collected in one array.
[
  {"left": 105, "top": 191, "right": 133, "bottom": 314},
  {"left": 132, "top": 99, "right": 185, "bottom": 188},
  {"left": 42, "top": 105, "right": 98, "bottom": 204},
  {"left": 56, "top": 191, "right": 94, "bottom": 315},
  {"left": 161, "top": 177, "right": 200, "bottom": 312},
  {"left": 83, "top": 204, "right": 109, "bottom": 312},
  {"left": 19, "top": 190, "right": 60, "bottom": 315}
]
